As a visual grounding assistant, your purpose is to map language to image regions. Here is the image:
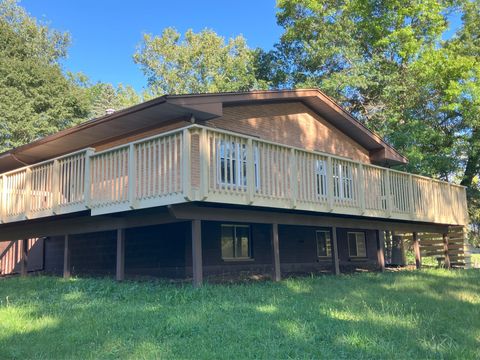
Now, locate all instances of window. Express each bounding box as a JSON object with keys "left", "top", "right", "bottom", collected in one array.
[
  {"left": 216, "top": 140, "right": 259, "bottom": 188},
  {"left": 221, "top": 224, "right": 251, "bottom": 260},
  {"left": 347, "top": 232, "right": 367, "bottom": 257},
  {"left": 333, "top": 163, "right": 354, "bottom": 200},
  {"left": 315, "top": 160, "right": 327, "bottom": 198},
  {"left": 316, "top": 230, "right": 331, "bottom": 257}
]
